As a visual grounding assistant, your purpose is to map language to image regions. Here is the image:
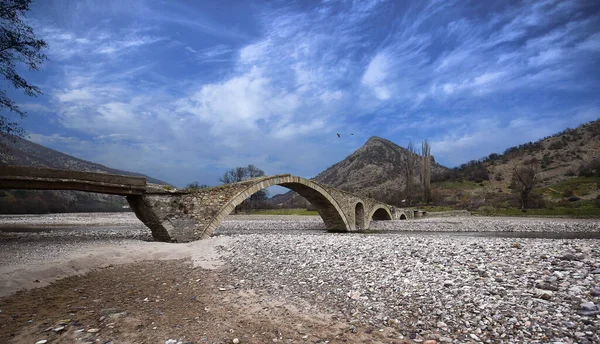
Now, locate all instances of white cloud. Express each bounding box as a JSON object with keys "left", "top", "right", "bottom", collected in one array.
[
  {"left": 239, "top": 40, "right": 272, "bottom": 64},
  {"left": 577, "top": 33, "right": 600, "bottom": 52},
  {"left": 96, "top": 36, "right": 164, "bottom": 55},
  {"left": 176, "top": 67, "right": 300, "bottom": 137},
  {"left": 17, "top": 103, "right": 53, "bottom": 113},
  {"left": 319, "top": 90, "right": 343, "bottom": 103},
  {"left": 528, "top": 48, "right": 563, "bottom": 67},
  {"left": 362, "top": 53, "right": 392, "bottom": 100},
  {"left": 473, "top": 72, "right": 505, "bottom": 86}
]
